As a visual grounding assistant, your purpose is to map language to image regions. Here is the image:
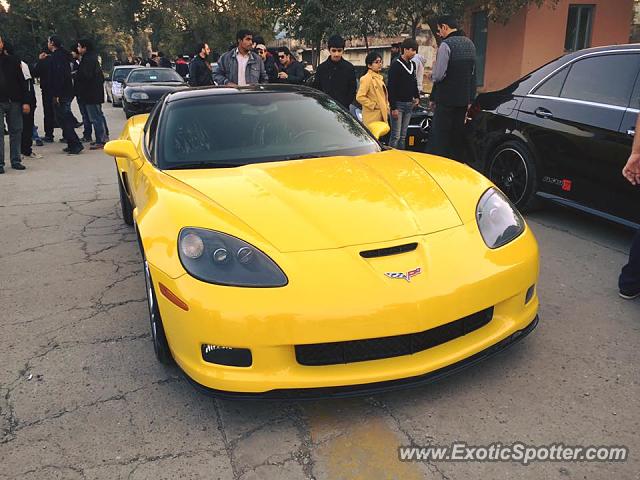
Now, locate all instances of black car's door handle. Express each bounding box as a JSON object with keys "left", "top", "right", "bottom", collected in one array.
[{"left": 534, "top": 107, "right": 554, "bottom": 119}]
